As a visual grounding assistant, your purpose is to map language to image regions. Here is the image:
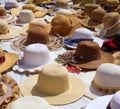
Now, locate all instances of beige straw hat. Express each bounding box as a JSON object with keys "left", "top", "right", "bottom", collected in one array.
[
  {"left": 0, "top": 75, "right": 20, "bottom": 108},
  {"left": 0, "top": 47, "right": 19, "bottom": 74},
  {"left": 21, "top": 64, "right": 86, "bottom": 105}
]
